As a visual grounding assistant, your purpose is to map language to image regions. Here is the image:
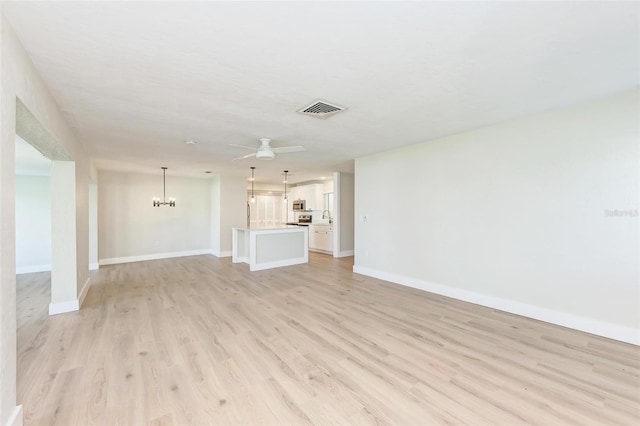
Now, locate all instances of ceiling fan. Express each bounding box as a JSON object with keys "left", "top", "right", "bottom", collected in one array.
[{"left": 230, "top": 138, "right": 305, "bottom": 161}]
